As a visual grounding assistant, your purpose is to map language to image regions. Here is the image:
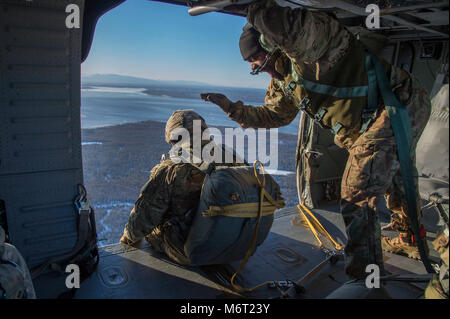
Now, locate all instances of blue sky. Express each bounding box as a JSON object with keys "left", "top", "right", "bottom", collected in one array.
[{"left": 81, "top": 0, "right": 271, "bottom": 88}]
